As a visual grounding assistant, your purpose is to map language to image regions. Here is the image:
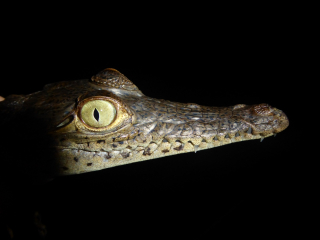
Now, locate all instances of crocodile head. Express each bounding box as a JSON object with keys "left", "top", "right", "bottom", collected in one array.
[{"left": 0, "top": 68, "right": 289, "bottom": 178}]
